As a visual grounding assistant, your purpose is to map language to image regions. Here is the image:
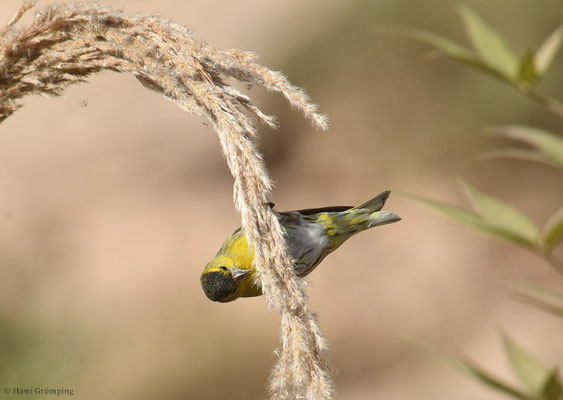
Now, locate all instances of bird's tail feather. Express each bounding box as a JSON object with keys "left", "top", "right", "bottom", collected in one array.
[
  {"left": 353, "top": 190, "right": 391, "bottom": 212},
  {"left": 318, "top": 192, "right": 399, "bottom": 247},
  {"left": 333, "top": 191, "right": 399, "bottom": 236},
  {"left": 367, "top": 210, "right": 401, "bottom": 227}
]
